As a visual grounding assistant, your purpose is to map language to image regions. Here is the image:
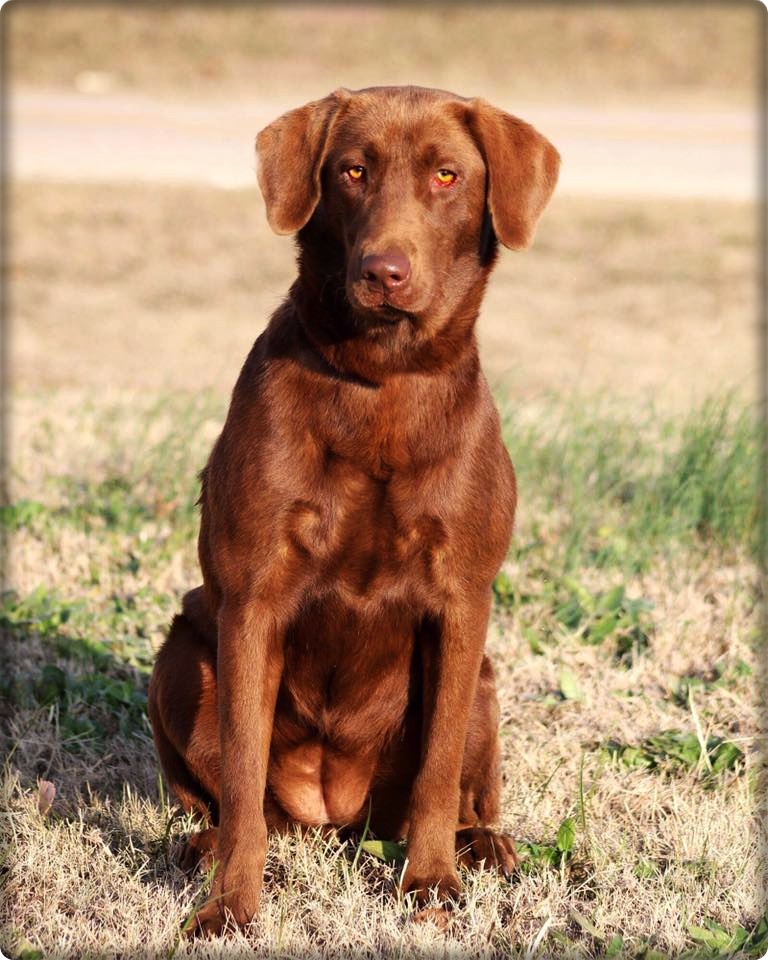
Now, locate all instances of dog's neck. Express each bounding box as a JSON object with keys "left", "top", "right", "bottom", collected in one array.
[
  {"left": 292, "top": 280, "right": 484, "bottom": 386},
  {"left": 291, "top": 243, "right": 491, "bottom": 387}
]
